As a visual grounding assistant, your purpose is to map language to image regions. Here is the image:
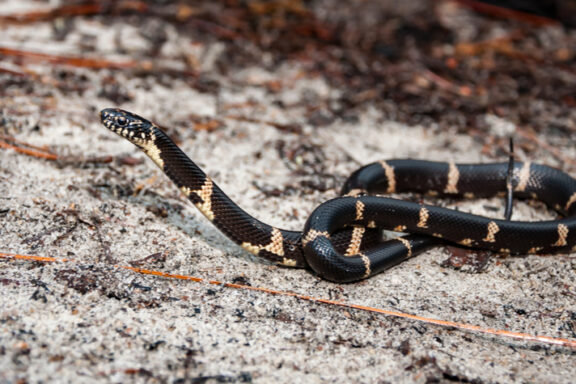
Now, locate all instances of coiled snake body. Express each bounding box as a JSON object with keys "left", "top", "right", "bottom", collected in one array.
[{"left": 100, "top": 108, "right": 576, "bottom": 282}]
